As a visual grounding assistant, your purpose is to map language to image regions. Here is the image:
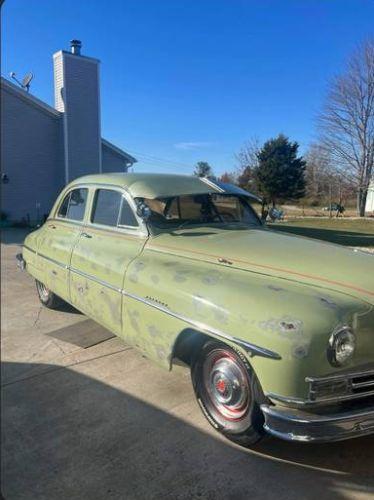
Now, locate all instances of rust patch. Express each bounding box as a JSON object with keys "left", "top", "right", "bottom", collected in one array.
[{"left": 260, "top": 316, "right": 304, "bottom": 336}]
